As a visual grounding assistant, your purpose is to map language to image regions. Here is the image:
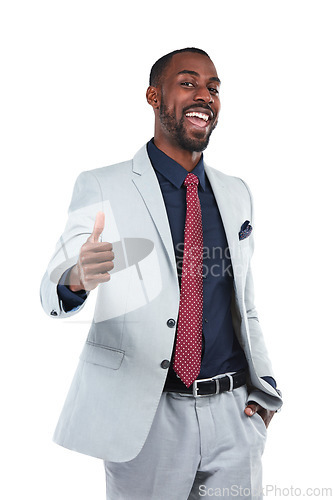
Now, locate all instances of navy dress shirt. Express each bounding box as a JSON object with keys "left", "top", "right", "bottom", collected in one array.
[
  {"left": 146, "top": 139, "right": 249, "bottom": 390},
  {"left": 57, "top": 139, "right": 276, "bottom": 391}
]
